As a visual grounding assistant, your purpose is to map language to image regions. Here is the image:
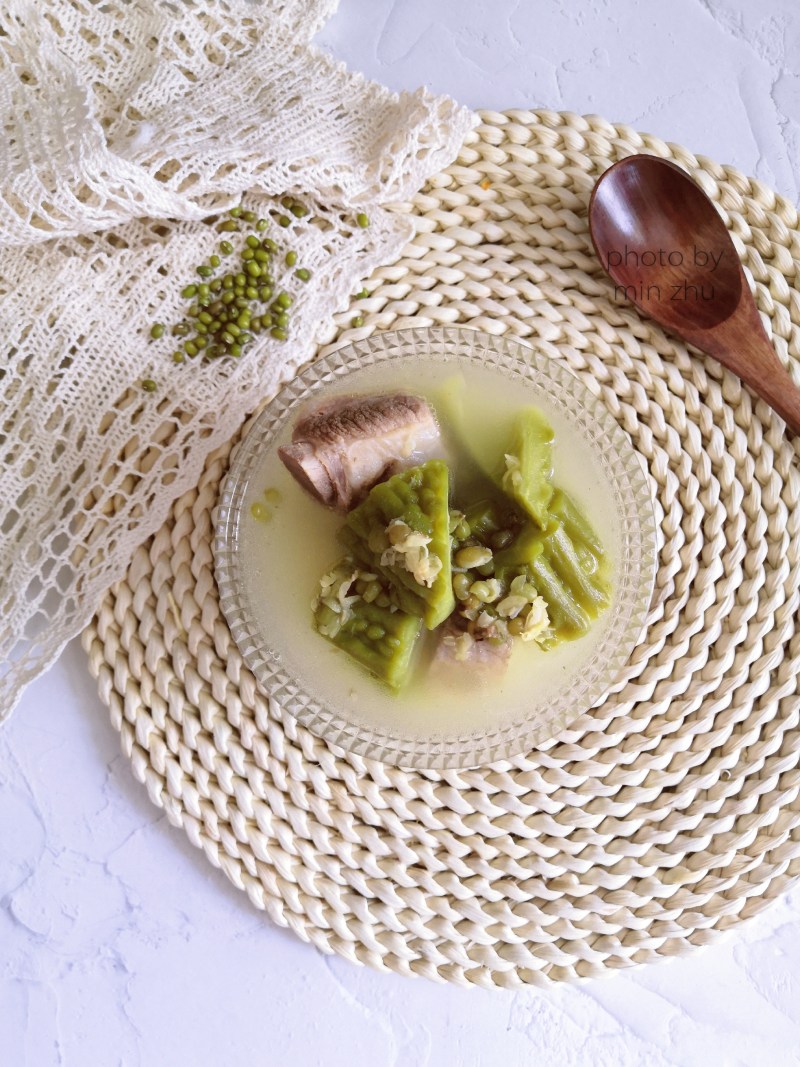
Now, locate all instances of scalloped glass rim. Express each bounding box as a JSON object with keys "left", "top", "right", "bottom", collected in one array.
[{"left": 214, "top": 327, "right": 657, "bottom": 769}]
